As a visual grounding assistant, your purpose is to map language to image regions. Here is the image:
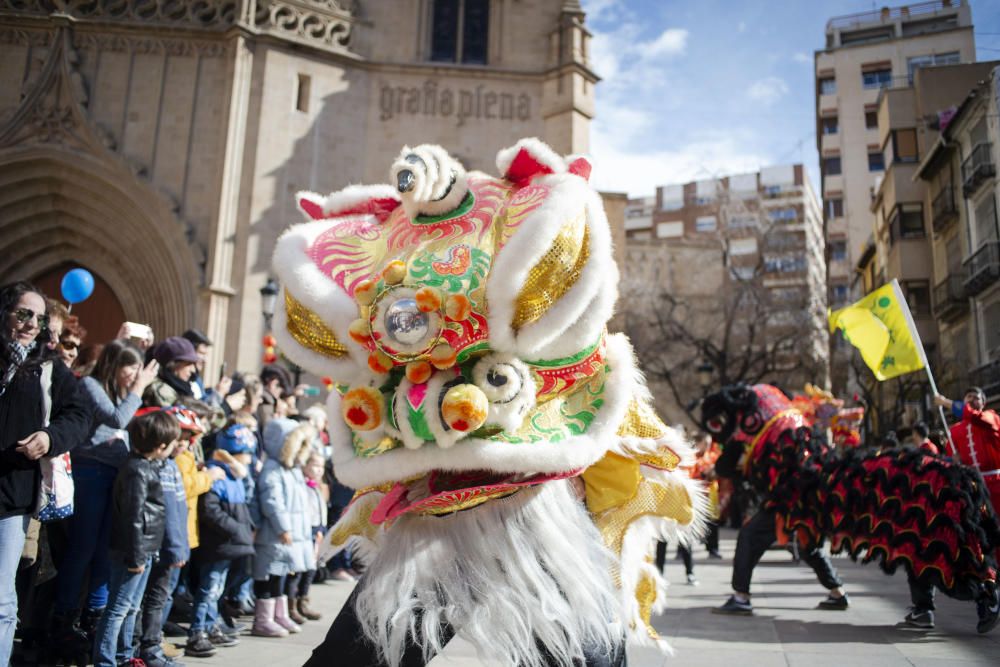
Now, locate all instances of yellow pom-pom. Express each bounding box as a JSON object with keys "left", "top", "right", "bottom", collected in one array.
[
  {"left": 355, "top": 280, "right": 378, "bottom": 307},
  {"left": 348, "top": 318, "right": 371, "bottom": 345},
  {"left": 414, "top": 286, "right": 443, "bottom": 313},
  {"left": 441, "top": 384, "right": 488, "bottom": 433},
  {"left": 405, "top": 360, "right": 433, "bottom": 384},
  {"left": 445, "top": 294, "right": 472, "bottom": 321},
  {"left": 367, "top": 350, "right": 393, "bottom": 374},
  {"left": 382, "top": 260, "right": 406, "bottom": 285},
  {"left": 428, "top": 342, "right": 457, "bottom": 370},
  {"left": 341, "top": 386, "right": 383, "bottom": 431}
]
